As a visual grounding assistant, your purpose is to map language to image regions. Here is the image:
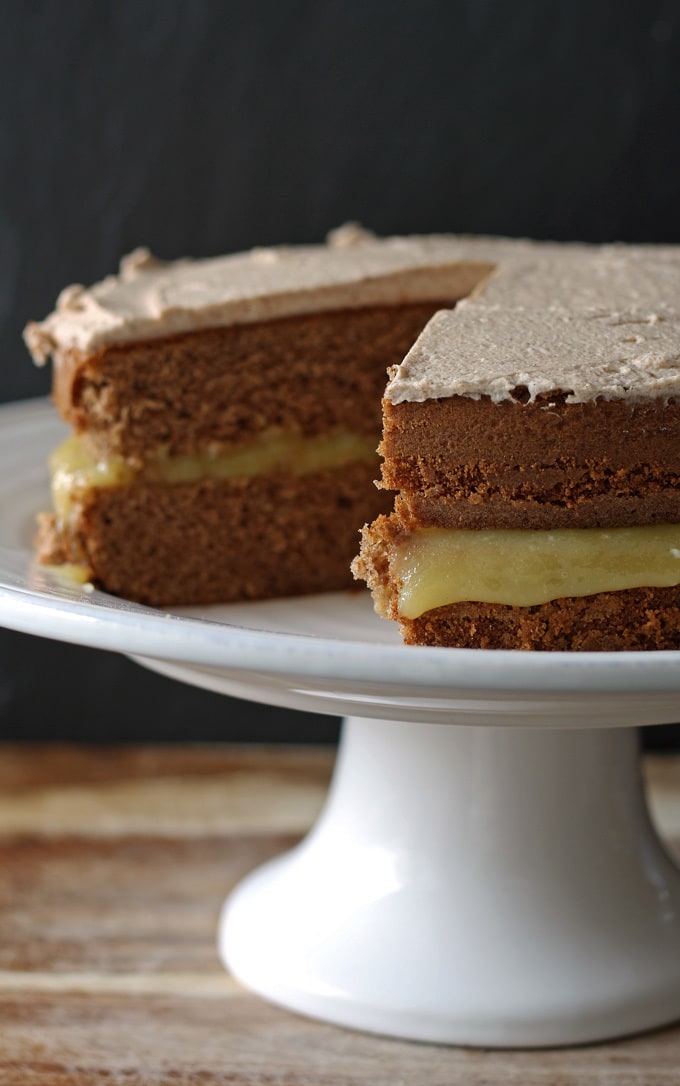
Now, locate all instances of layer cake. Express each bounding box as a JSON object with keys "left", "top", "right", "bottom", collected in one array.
[
  {"left": 26, "top": 226, "right": 519, "bottom": 606},
  {"left": 353, "top": 249, "right": 680, "bottom": 650}
]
